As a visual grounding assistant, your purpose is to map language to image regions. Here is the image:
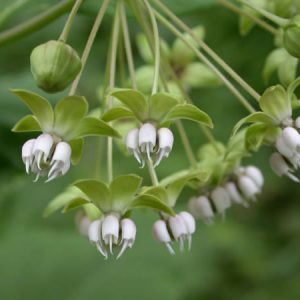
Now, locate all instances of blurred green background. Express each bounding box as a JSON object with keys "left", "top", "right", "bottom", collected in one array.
[{"left": 1, "top": 1, "right": 300, "bottom": 300}]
